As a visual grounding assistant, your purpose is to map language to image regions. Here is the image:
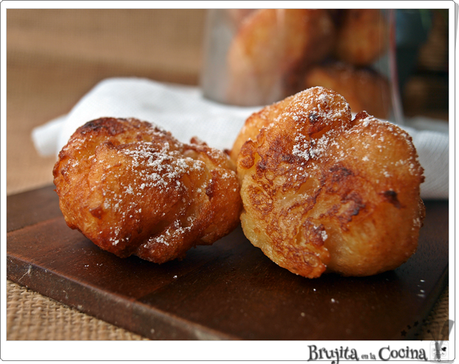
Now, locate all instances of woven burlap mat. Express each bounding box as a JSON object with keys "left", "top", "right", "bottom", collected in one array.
[
  {"left": 6, "top": 280, "right": 148, "bottom": 340},
  {"left": 7, "top": 279, "right": 448, "bottom": 341}
]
